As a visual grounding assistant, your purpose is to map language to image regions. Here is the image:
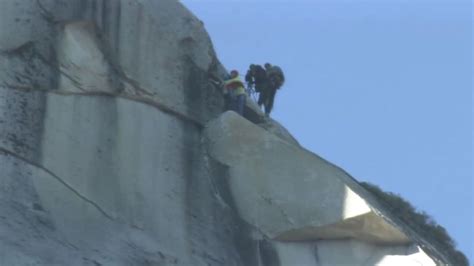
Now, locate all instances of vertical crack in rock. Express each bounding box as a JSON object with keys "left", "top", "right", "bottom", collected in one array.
[
  {"left": 36, "top": 0, "right": 56, "bottom": 23},
  {"left": 200, "top": 134, "right": 279, "bottom": 266},
  {"left": 258, "top": 239, "right": 281, "bottom": 266},
  {"left": 314, "top": 244, "right": 320, "bottom": 265}
]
